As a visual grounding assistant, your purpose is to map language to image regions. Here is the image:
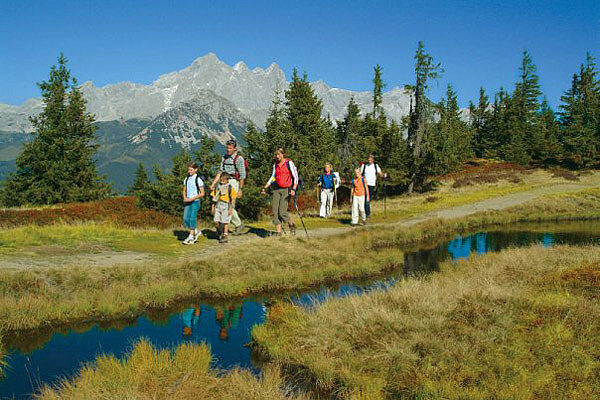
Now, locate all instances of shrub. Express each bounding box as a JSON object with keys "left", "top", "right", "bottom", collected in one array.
[{"left": 0, "top": 197, "right": 178, "bottom": 229}]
